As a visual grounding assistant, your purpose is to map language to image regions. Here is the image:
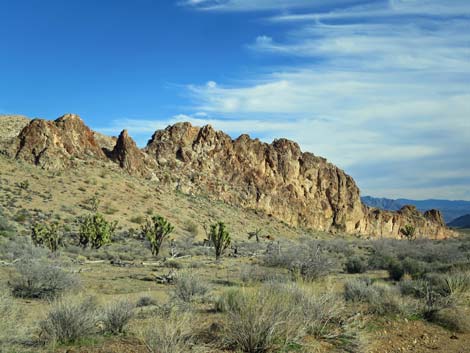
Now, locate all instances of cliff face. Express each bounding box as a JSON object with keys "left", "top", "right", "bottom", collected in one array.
[
  {"left": 7, "top": 115, "right": 453, "bottom": 238},
  {"left": 144, "top": 122, "right": 452, "bottom": 238},
  {"left": 144, "top": 122, "right": 365, "bottom": 233}
]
